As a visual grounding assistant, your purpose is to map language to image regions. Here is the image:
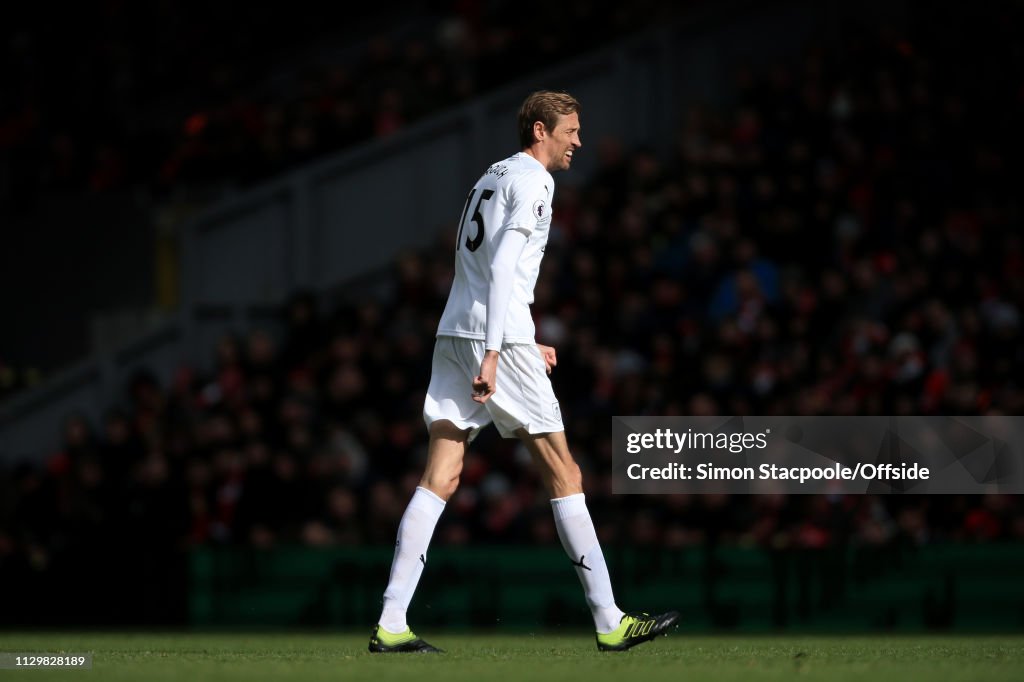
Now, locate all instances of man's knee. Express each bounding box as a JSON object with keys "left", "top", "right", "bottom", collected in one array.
[
  {"left": 422, "top": 420, "right": 467, "bottom": 500},
  {"left": 422, "top": 470, "right": 461, "bottom": 500},
  {"left": 559, "top": 459, "right": 583, "bottom": 492},
  {"left": 544, "top": 454, "right": 583, "bottom": 495}
]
